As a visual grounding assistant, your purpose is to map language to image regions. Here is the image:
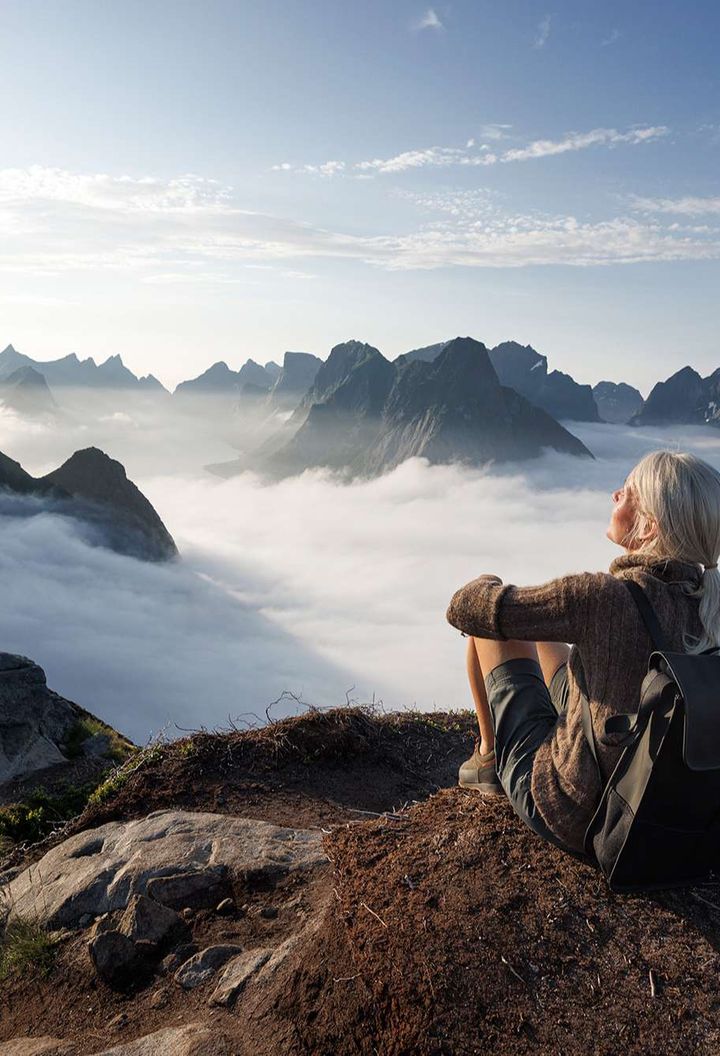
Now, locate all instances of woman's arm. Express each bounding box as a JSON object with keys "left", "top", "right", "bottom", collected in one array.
[{"left": 446, "top": 570, "right": 609, "bottom": 643}]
